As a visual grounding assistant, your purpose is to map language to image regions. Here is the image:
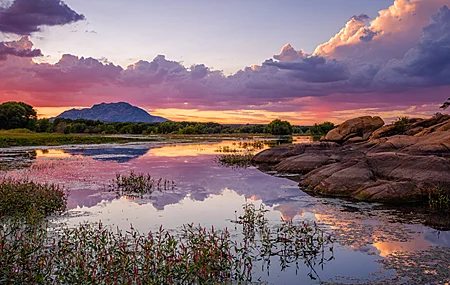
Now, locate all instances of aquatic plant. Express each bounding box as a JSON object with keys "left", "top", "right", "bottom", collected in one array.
[
  {"left": 216, "top": 141, "right": 266, "bottom": 153},
  {"left": 428, "top": 187, "right": 450, "bottom": 211},
  {"left": 0, "top": 178, "right": 67, "bottom": 222},
  {"left": 215, "top": 145, "right": 240, "bottom": 153},
  {"left": 0, "top": 202, "right": 333, "bottom": 284},
  {"left": 109, "top": 170, "right": 175, "bottom": 197},
  {"left": 238, "top": 140, "right": 265, "bottom": 151},
  {"left": 215, "top": 153, "right": 254, "bottom": 168}
]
